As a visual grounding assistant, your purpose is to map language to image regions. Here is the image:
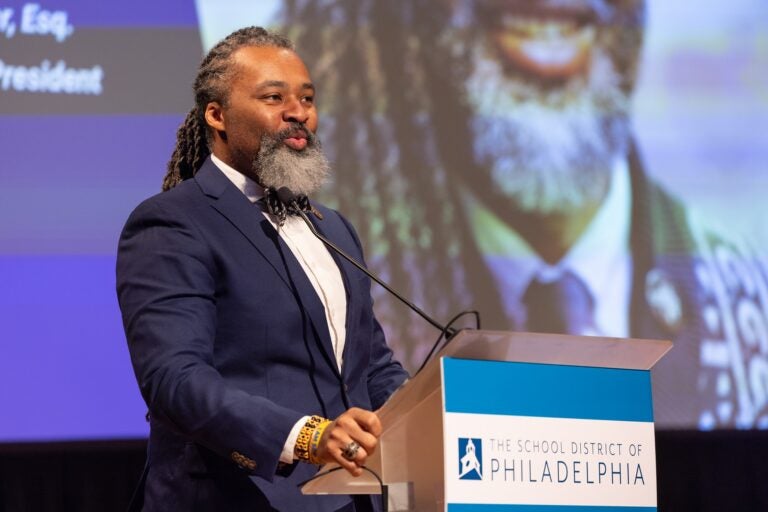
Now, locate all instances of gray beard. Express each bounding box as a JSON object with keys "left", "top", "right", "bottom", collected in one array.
[
  {"left": 466, "top": 45, "right": 631, "bottom": 215},
  {"left": 252, "top": 130, "right": 330, "bottom": 196}
]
